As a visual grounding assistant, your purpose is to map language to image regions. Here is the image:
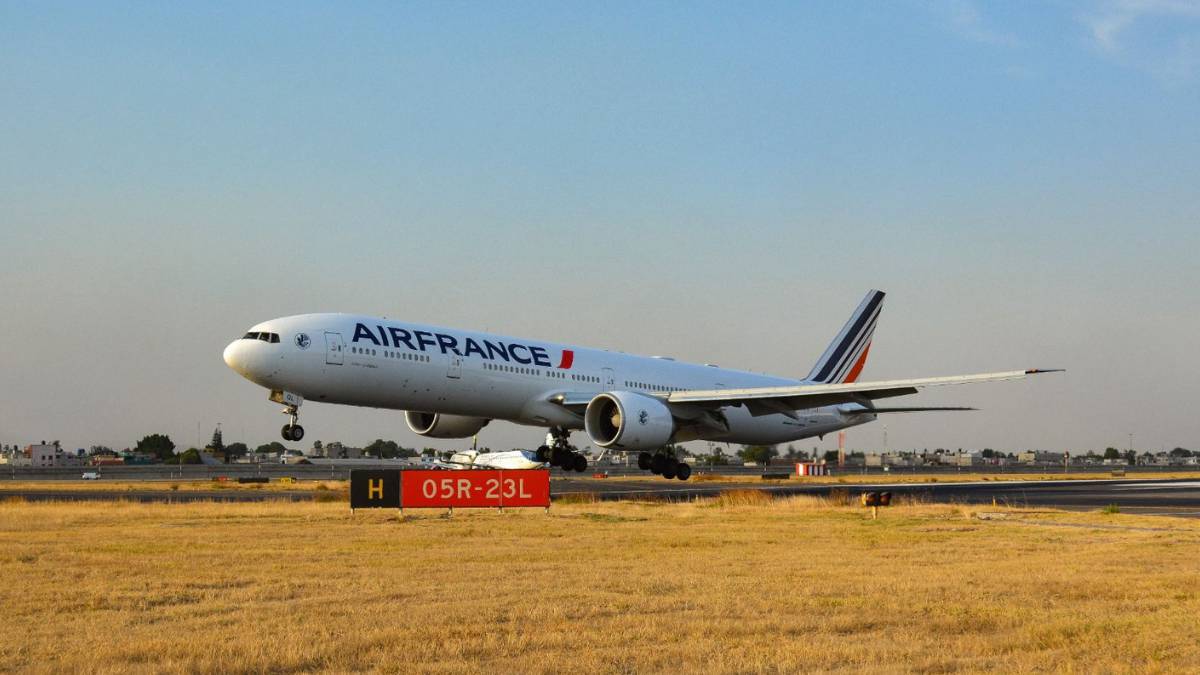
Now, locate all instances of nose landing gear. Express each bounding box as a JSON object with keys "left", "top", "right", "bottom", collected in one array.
[
  {"left": 269, "top": 390, "right": 306, "bottom": 442},
  {"left": 536, "top": 426, "right": 588, "bottom": 473},
  {"left": 281, "top": 404, "right": 304, "bottom": 442}
]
